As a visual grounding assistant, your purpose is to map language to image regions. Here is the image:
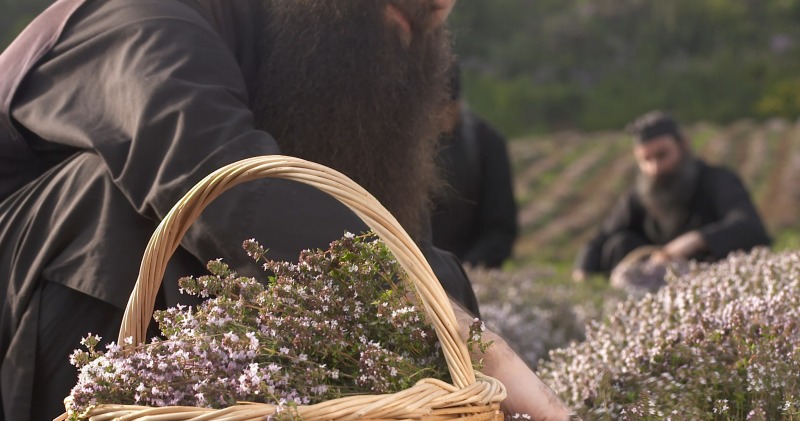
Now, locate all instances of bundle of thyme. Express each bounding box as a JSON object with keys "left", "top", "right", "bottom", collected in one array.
[{"left": 66, "top": 232, "right": 489, "bottom": 419}]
